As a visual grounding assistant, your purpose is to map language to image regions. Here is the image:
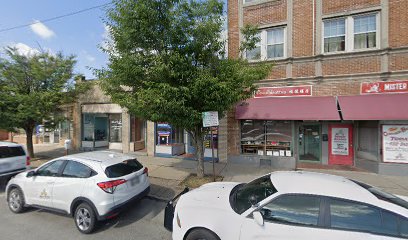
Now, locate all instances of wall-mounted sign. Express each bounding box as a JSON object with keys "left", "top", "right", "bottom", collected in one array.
[
  {"left": 331, "top": 128, "right": 349, "bottom": 156},
  {"left": 361, "top": 80, "right": 408, "bottom": 94},
  {"left": 255, "top": 85, "right": 312, "bottom": 98},
  {"left": 202, "top": 111, "right": 219, "bottom": 127},
  {"left": 382, "top": 125, "right": 408, "bottom": 164}
]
